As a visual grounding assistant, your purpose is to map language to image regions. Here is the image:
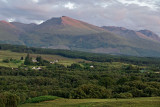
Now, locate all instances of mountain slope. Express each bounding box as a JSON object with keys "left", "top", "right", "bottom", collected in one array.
[
  {"left": 24, "top": 16, "right": 129, "bottom": 51},
  {"left": 101, "top": 26, "right": 160, "bottom": 56},
  {"left": 138, "top": 30, "right": 160, "bottom": 42},
  {"left": 0, "top": 17, "right": 160, "bottom": 57},
  {"left": 11, "top": 22, "right": 37, "bottom": 32},
  {"left": 0, "top": 21, "right": 23, "bottom": 44},
  {"left": 35, "top": 16, "right": 105, "bottom": 35},
  {"left": 102, "top": 26, "right": 153, "bottom": 40}
]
